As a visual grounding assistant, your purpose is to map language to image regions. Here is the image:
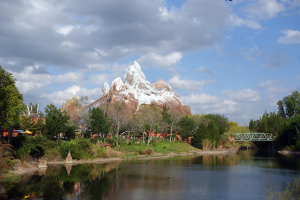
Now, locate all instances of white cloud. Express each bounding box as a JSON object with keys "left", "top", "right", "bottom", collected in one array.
[
  {"left": 137, "top": 52, "right": 182, "bottom": 69},
  {"left": 259, "top": 79, "right": 286, "bottom": 88},
  {"left": 90, "top": 74, "right": 110, "bottom": 85},
  {"left": 11, "top": 65, "right": 54, "bottom": 93},
  {"left": 86, "top": 63, "right": 110, "bottom": 70},
  {"left": 222, "top": 89, "right": 261, "bottom": 102},
  {"left": 278, "top": 29, "right": 300, "bottom": 44},
  {"left": 182, "top": 93, "right": 239, "bottom": 115},
  {"left": 242, "top": 0, "right": 286, "bottom": 20},
  {"left": 197, "top": 66, "right": 213, "bottom": 75},
  {"left": 55, "top": 25, "right": 80, "bottom": 35},
  {"left": 228, "top": 14, "right": 262, "bottom": 29},
  {"left": 181, "top": 93, "right": 219, "bottom": 105},
  {"left": 167, "top": 75, "right": 215, "bottom": 91},
  {"left": 56, "top": 72, "right": 83, "bottom": 83},
  {"left": 41, "top": 85, "right": 102, "bottom": 106}
]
